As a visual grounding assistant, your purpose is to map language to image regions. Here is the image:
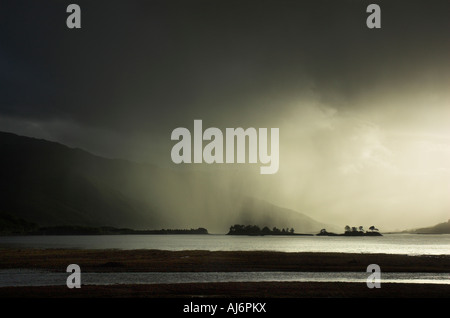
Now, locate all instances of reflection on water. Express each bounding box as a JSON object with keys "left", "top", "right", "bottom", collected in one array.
[
  {"left": 0, "top": 269, "right": 448, "bottom": 287},
  {"left": 0, "top": 234, "right": 449, "bottom": 255}
]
